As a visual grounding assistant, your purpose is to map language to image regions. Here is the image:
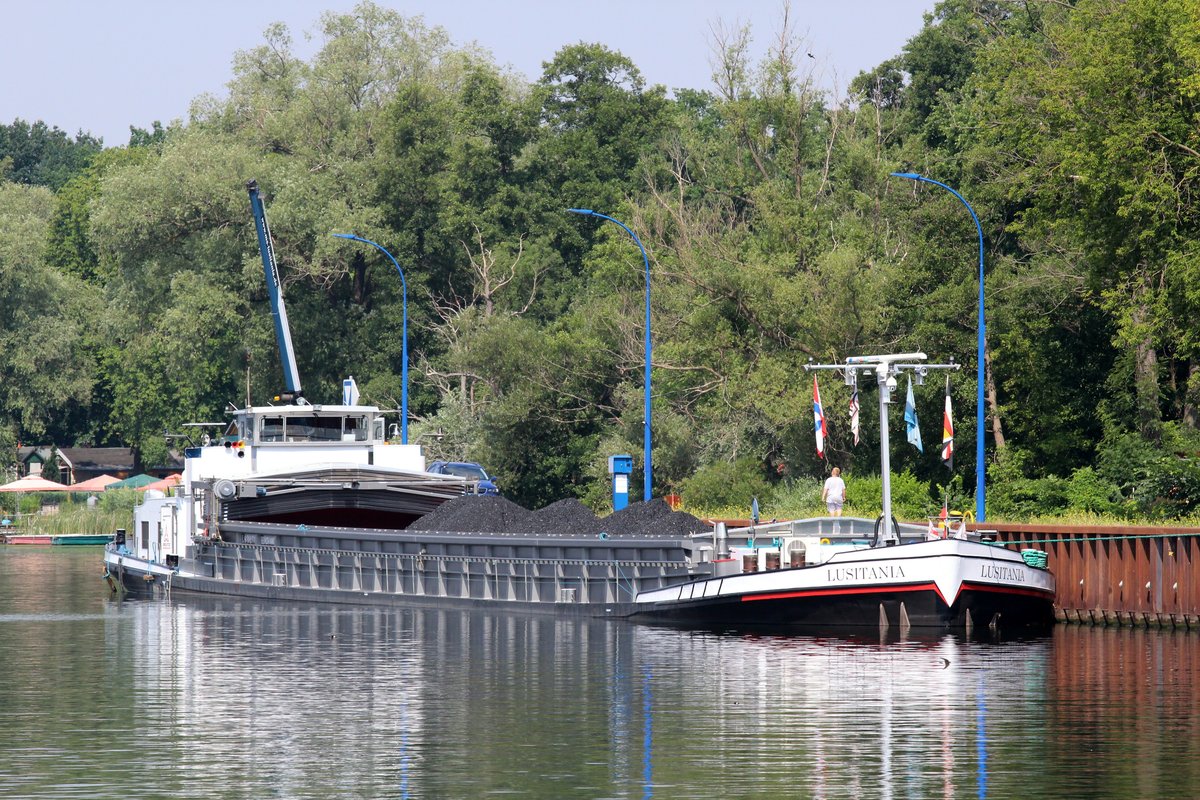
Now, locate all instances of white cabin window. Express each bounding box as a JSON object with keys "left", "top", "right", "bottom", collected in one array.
[
  {"left": 261, "top": 417, "right": 284, "bottom": 442},
  {"left": 345, "top": 415, "right": 369, "bottom": 442},
  {"left": 287, "top": 417, "right": 342, "bottom": 442},
  {"left": 258, "top": 414, "right": 373, "bottom": 443}
]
